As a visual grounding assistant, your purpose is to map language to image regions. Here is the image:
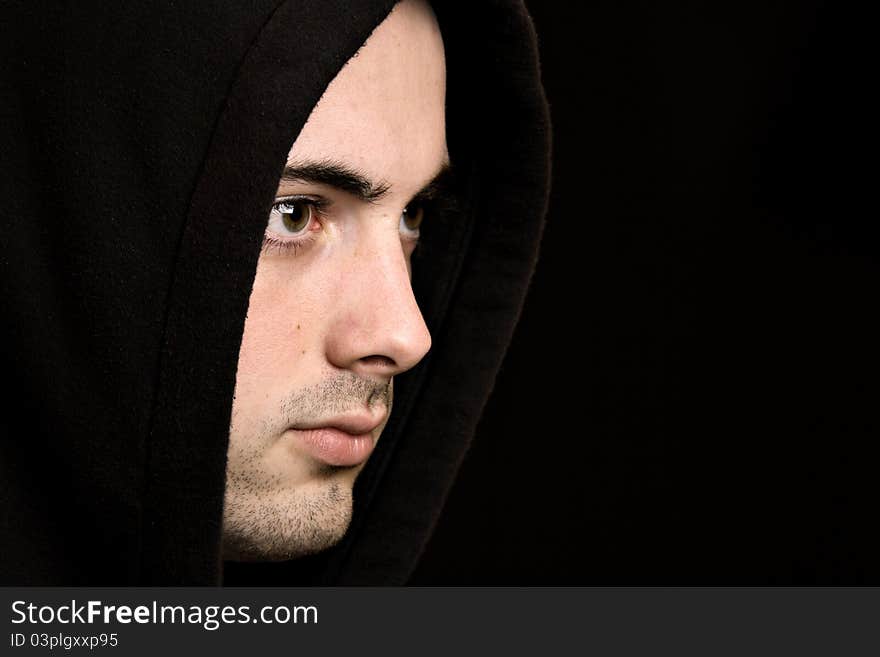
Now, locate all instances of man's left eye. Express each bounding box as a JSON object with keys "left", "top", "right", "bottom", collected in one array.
[{"left": 400, "top": 204, "right": 424, "bottom": 237}]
